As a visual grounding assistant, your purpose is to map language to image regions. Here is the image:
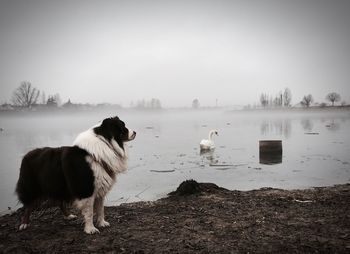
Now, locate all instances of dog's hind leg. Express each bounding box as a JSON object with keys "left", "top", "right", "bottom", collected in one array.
[
  {"left": 19, "top": 205, "right": 33, "bottom": 230},
  {"left": 95, "top": 196, "right": 110, "bottom": 228},
  {"left": 60, "top": 201, "right": 77, "bottom": 220}
]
